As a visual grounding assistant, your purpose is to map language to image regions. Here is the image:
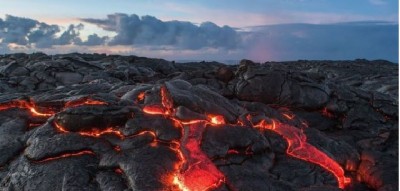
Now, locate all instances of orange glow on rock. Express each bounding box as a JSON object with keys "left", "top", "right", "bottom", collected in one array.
[
  {"left": 227, "top": 149, "right": 240, "bottom": 155},
  {"left": 53, "top": 121, "right": 69, "bottom": 133},
  {"left": 137, "top": 92, "right": 146, "bottom": 102},
  {"left": 321, "top": 107, "right": 334, "bottom": 118},
  {"left": 36, "top": 150, "right": 95, "bottom": 162},
  {"left": 161, "top": 86, "right": 174, "bottom": 112},
  {"left": 282, "top": 113, "right": 295, "bottom": 120},
  {"left": 207, "top": 115, "right": 225, "bottom": 125},
  {"left": 64, "top": 97, "right": 107, "bottom": 108},
  {"left": 115, "top": 168, "right": 123, "bottom": 174},
  {"left": 143, "top": 105, "right": 169, "bottom": 115},
  {"left": 114, "top": 145, "right": 121, "bottom": 152},
  {"left": 29, "top": 123, "right": 43, "bottom": 128}
]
